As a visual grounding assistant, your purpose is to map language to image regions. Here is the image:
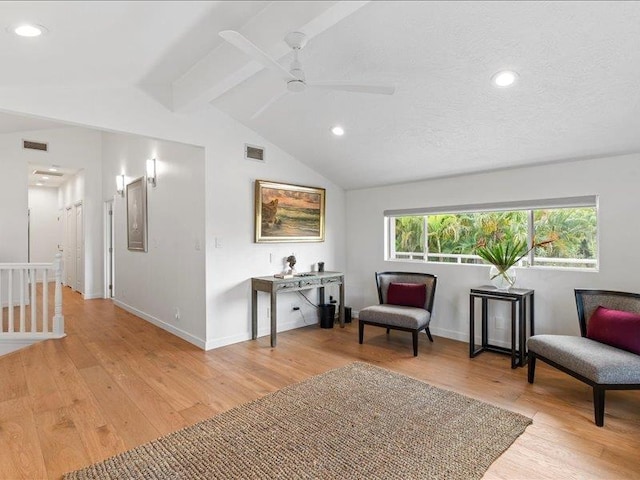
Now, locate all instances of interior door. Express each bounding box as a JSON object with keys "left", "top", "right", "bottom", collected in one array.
[
  {"left": 75, "top": 203, "right": 84, "bottom": 293},
  {"left": 65, "top": 206, "right": 76, "bottom": 288},
  {"left": 105, "top": 200, "right": 114, "bottom": 298}
]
